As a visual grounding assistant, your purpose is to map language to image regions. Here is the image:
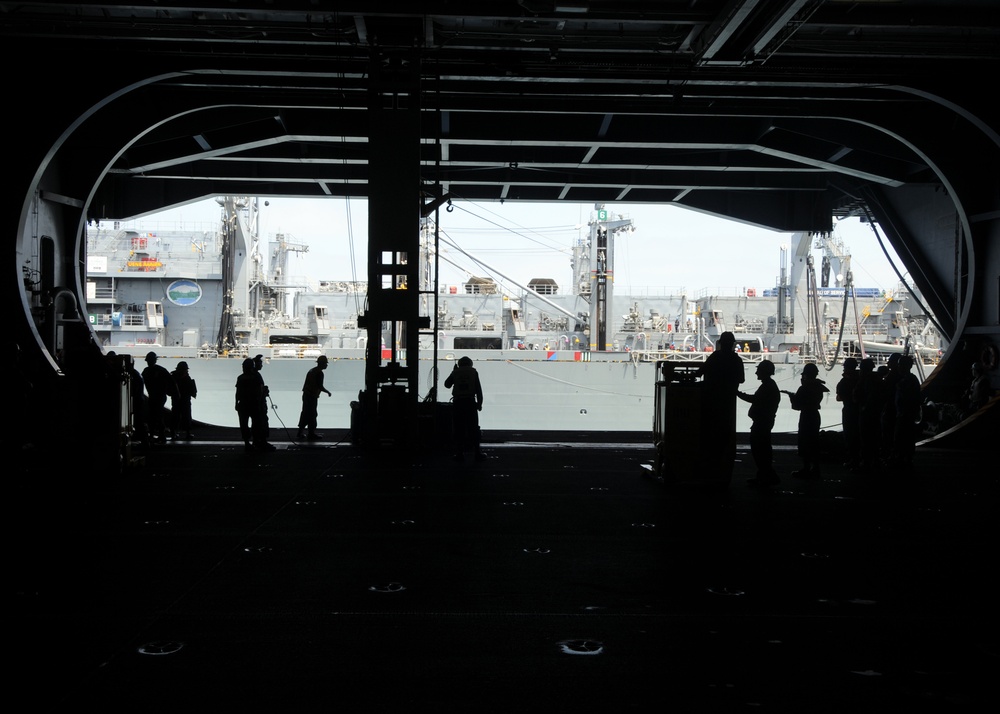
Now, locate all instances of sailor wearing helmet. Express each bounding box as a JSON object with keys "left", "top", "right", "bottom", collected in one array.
[
  {"left": 297, "top": 354, "right": 332, "bottom": 441},
  {"left": 738, "top": 359, "right": 781, "bottom": 487},
  {"left": 782, "top": 362, "right": 829, "bottom": 478}
]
